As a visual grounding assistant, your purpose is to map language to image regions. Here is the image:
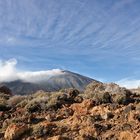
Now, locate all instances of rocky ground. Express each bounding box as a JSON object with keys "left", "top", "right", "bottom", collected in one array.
[{"left": 0, "top": 82, "right": 139, "bottom": 140}]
